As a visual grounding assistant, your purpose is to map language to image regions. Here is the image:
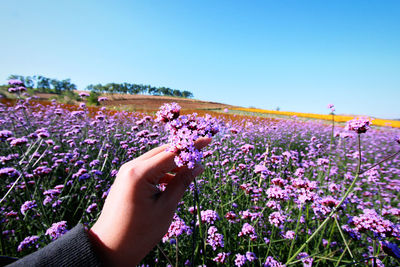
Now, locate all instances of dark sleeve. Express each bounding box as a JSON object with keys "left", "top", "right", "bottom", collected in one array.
[{"left": 8, "top": 224, "right": 103, "bottom": 267}]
